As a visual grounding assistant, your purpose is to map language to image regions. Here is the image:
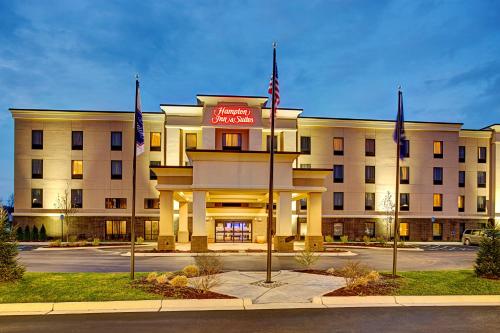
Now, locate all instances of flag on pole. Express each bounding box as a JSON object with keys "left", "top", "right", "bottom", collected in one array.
[
  {"left": 135, "top": 80, "right": 145, "bottom": 156},
  {"left": 393, "top": 89, "right": 407, "bottom": 159},
  {"left": 267, "top": 60, "right": 280, "bottom": 109}
]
